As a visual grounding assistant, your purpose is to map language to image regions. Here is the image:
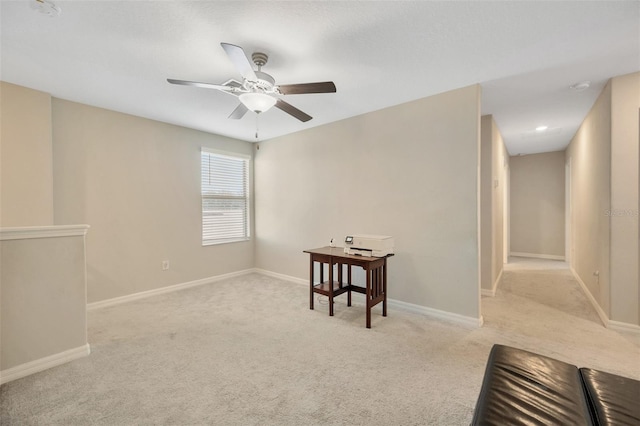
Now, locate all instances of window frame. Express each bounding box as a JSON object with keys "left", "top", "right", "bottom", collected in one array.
[{"left": 200, "top": 147, "right": 251, "bottom": 246}]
